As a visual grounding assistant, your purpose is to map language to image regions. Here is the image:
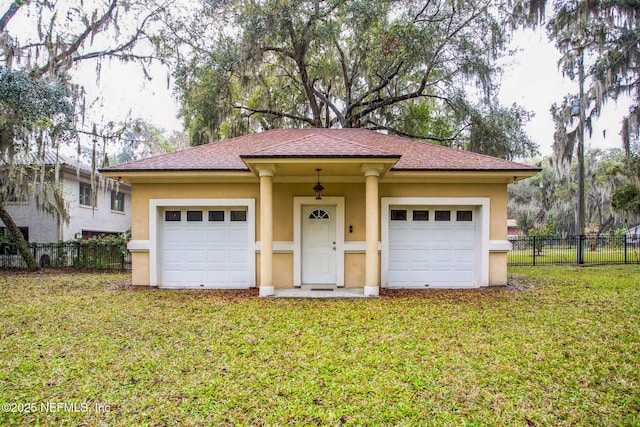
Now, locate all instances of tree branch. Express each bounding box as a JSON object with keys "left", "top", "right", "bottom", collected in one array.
[
  {"left": 262, "top": 46, "right": 294, "bottom": 58},
  {"left": 312, "top": 86, "right": 344, "bottom": 127},
  {"left": 72, "top": 3, "right": 166, "bottom": 65},
  {"left": 367, "top": 120, "right": 470, "bottom": 144},
  {"left": 36, "top": 0, "right": 119, "bottom": 76},
  {"left": 346, "top": 61, "right": 404, "bottom": 118},
  {"left": 232, "top": 104, "right": 316, "bottom": 126}
]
